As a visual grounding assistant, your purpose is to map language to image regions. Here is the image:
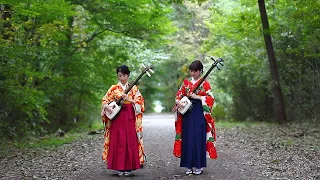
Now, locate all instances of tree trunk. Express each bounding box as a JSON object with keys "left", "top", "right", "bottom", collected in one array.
[{"left": 258, "top": 0, "right": 287, "bottom": 124}]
